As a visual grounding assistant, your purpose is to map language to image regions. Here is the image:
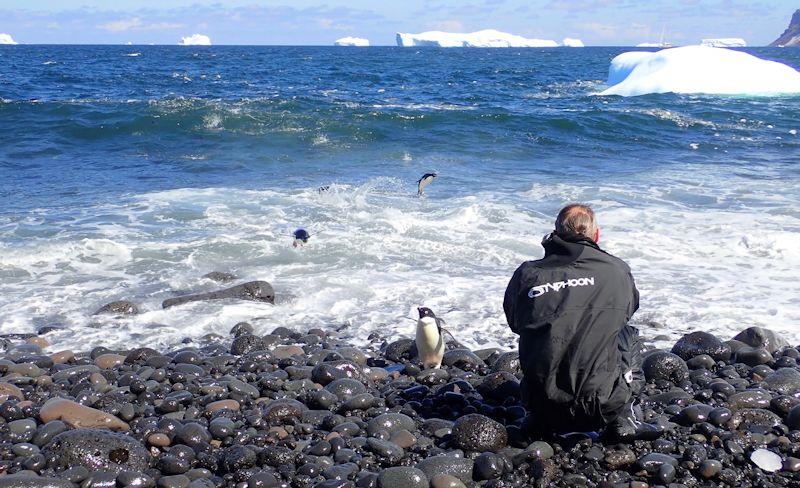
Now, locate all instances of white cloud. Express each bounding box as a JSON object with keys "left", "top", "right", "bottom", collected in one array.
[{"left": 101, "top": 17, "right": 142, "bottom": 32}]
